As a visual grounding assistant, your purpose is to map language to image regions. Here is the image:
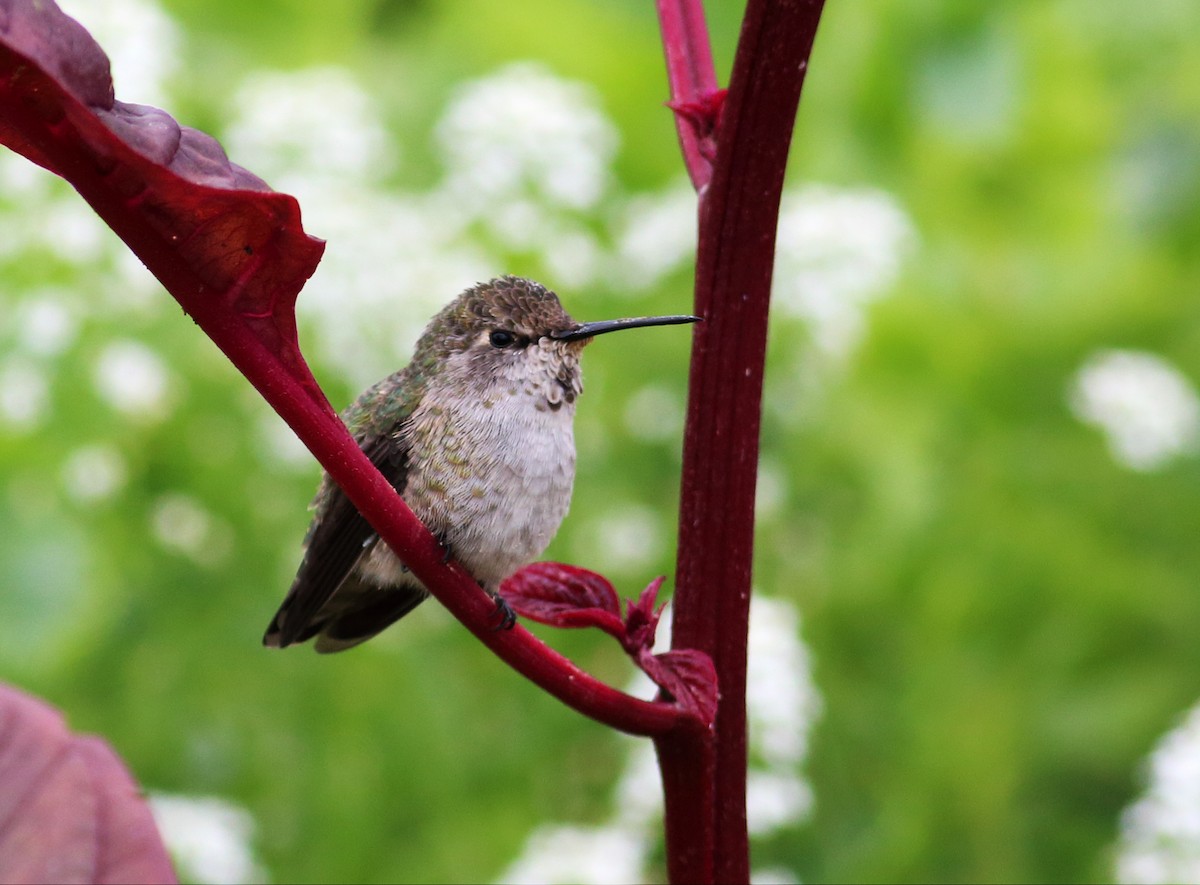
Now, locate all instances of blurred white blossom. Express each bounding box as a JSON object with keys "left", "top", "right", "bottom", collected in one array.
[
  {"left": 0, "top": 359, "right": 49, "bottom": 431},
  {"left": 755, "top": 458, "right": 789, "bottom": 523},
  {"left": 150, "top": 493, "right": 232, "bottom": 565},
  {"left": 432, "top": 63, "right": 614, "bottom": 290},
  {"left": 1115, "top": 701, "right": 1200, "bottom": 884},
  {"left": 222, "top": 66, "right": 493, "bottom": 389},
  {"left": 149, "top": 793, "right": 267, "bottom": 885},
  {"left": 747, "top": 596, "right": 822, "bottom": 776},
  {"left": 436, "top": 62, "right": 618, "bottom": 215},
  {"left": 747, "top": 769, "right": 814, "bottom": 836},
  {"left": 623, "top": 383, "right": 686, "bottom": 443},
  {"left": 60, "top": 0, "right": 182, "bottom": 106},
  {"left": 0, "top": 150, "right": 57, "bottom": 202},
  {"left": 751, "top": 867, "right": 801, "bottom": 885},
  {"left": 257, "top": 411, "right": 314, "bottom": 468},
  {"left": 502, "top": 825, "right": 646, "bottom": 885},
  {"left": 15, "top": 295, "right": 77, "bottom": 357},
  {"left": 1069, "top": 350, "right": 1200, "bottom": 471},
  {"left": 538, "top": 225, "right": 605, "bottom": 290},
  {"left": 92, "top": 339, "right": 174, "bottom": 420},
  {"left": 294, "top": 190, "right": 493, "bottom": 389},
  {"left": 613, "top": 182, "right": 698, "bottom": 290},
  {"left": 61, "top": 444, "right": 128, "bottom": 504},
  {"left": 39, "top": 196, "right": 110, "bottom": 264},
  {"left": 774, "top": 184, "right": 915, "bottom": 357},
  {"left": 577, "top": 504, "right": 663, "bottom": 572},
  {"left": 500, "top": 595, "right": 821, "bottom": 884},
  {"left": 225, "top": 66, "right": 395, "bottom": 199}
]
